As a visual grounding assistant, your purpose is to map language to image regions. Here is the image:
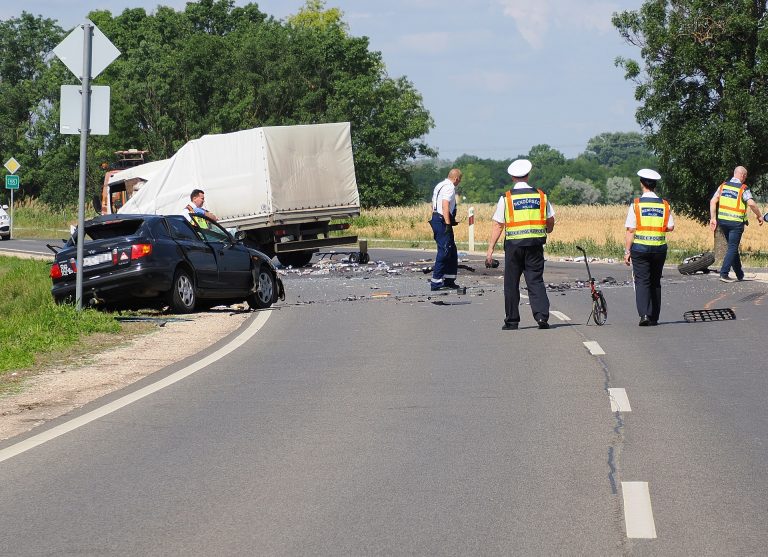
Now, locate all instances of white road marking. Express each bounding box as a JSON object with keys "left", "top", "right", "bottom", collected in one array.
[
  {"left": 550, "top": 310, "right": 571, "bottom": 321},
  {"left": 0, "top": 310, "right": 272, "bottom": 464},
  {"left": 583, "top": 341, "right": 605, "bottom": 355},
  {"left": 608, "top": 388, "right": 632, "bottom": 412},
  {"left": 622, "top": 481, "right": 657, "bottom": 539}
]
